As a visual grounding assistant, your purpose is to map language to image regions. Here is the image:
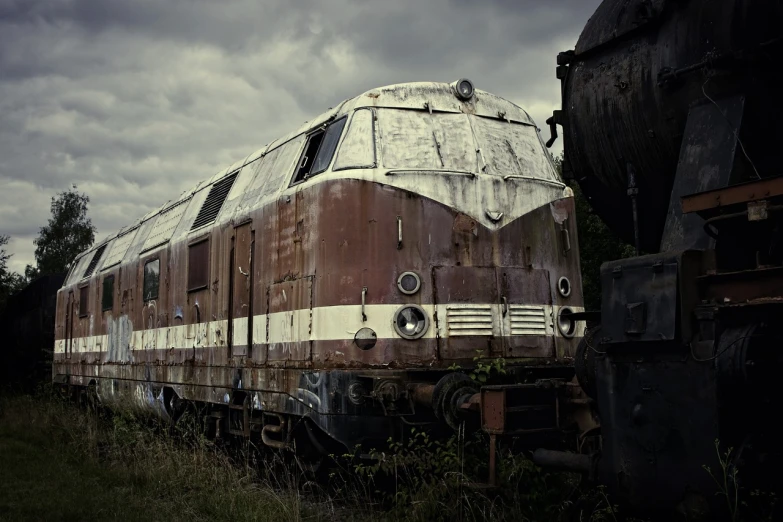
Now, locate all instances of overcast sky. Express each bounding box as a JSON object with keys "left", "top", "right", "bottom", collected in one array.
[{"left": 0, "top": 0, "right": 600, "bottom": 274}]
